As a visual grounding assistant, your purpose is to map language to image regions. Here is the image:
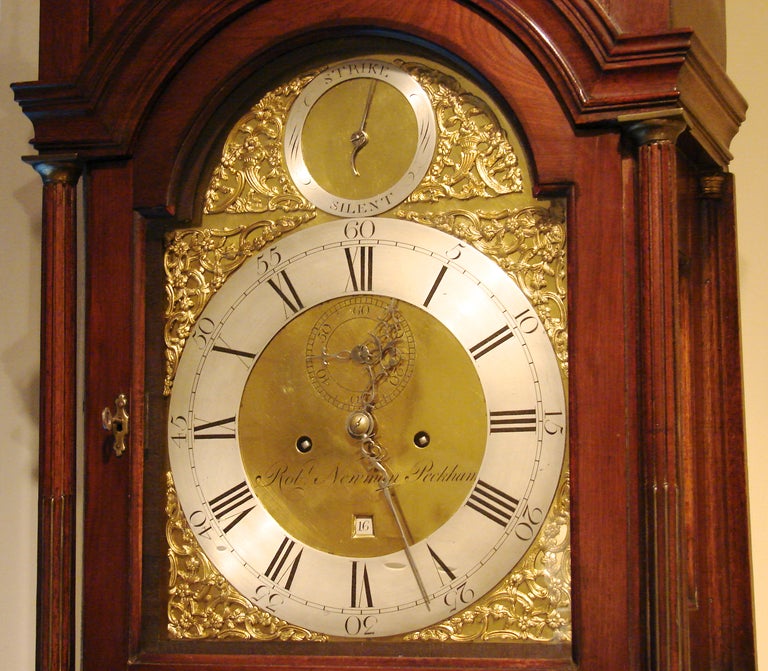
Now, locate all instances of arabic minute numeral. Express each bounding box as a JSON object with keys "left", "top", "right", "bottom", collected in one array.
[
  {"left": 169, "top": 415, "right": 188, "bottom": 449},
  {"left": 445, "top": 241, "right": 465, "bottom": 260},
  {"left": 344, "top": 615, "right": 377, "bottom": 637},
  {"left": 343, "top": 219, "right": 376, "bottom": 239},
  {"left": 191, "top": 317, "right": 215, "bottom": 350},
  {"left": 514, "top": 505, "right": 545, "bottom": 541},
  {"left": 187, "top": 509, "right": 213, "bottom": 540},
  {"left": 544, "top": 411, "right": 566, "bottom": 435},
  {"left": 514, "top": 308, "right": 540, "bottom": 334},
  {"left": 253, "top": 584, "right": 286, "bottom": 613},
  {"left": 443, "top": 581, "right": 475, "bottom": 613},
  {"left": 255, "top": 246, "right": 282, "bottom": 275}
]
